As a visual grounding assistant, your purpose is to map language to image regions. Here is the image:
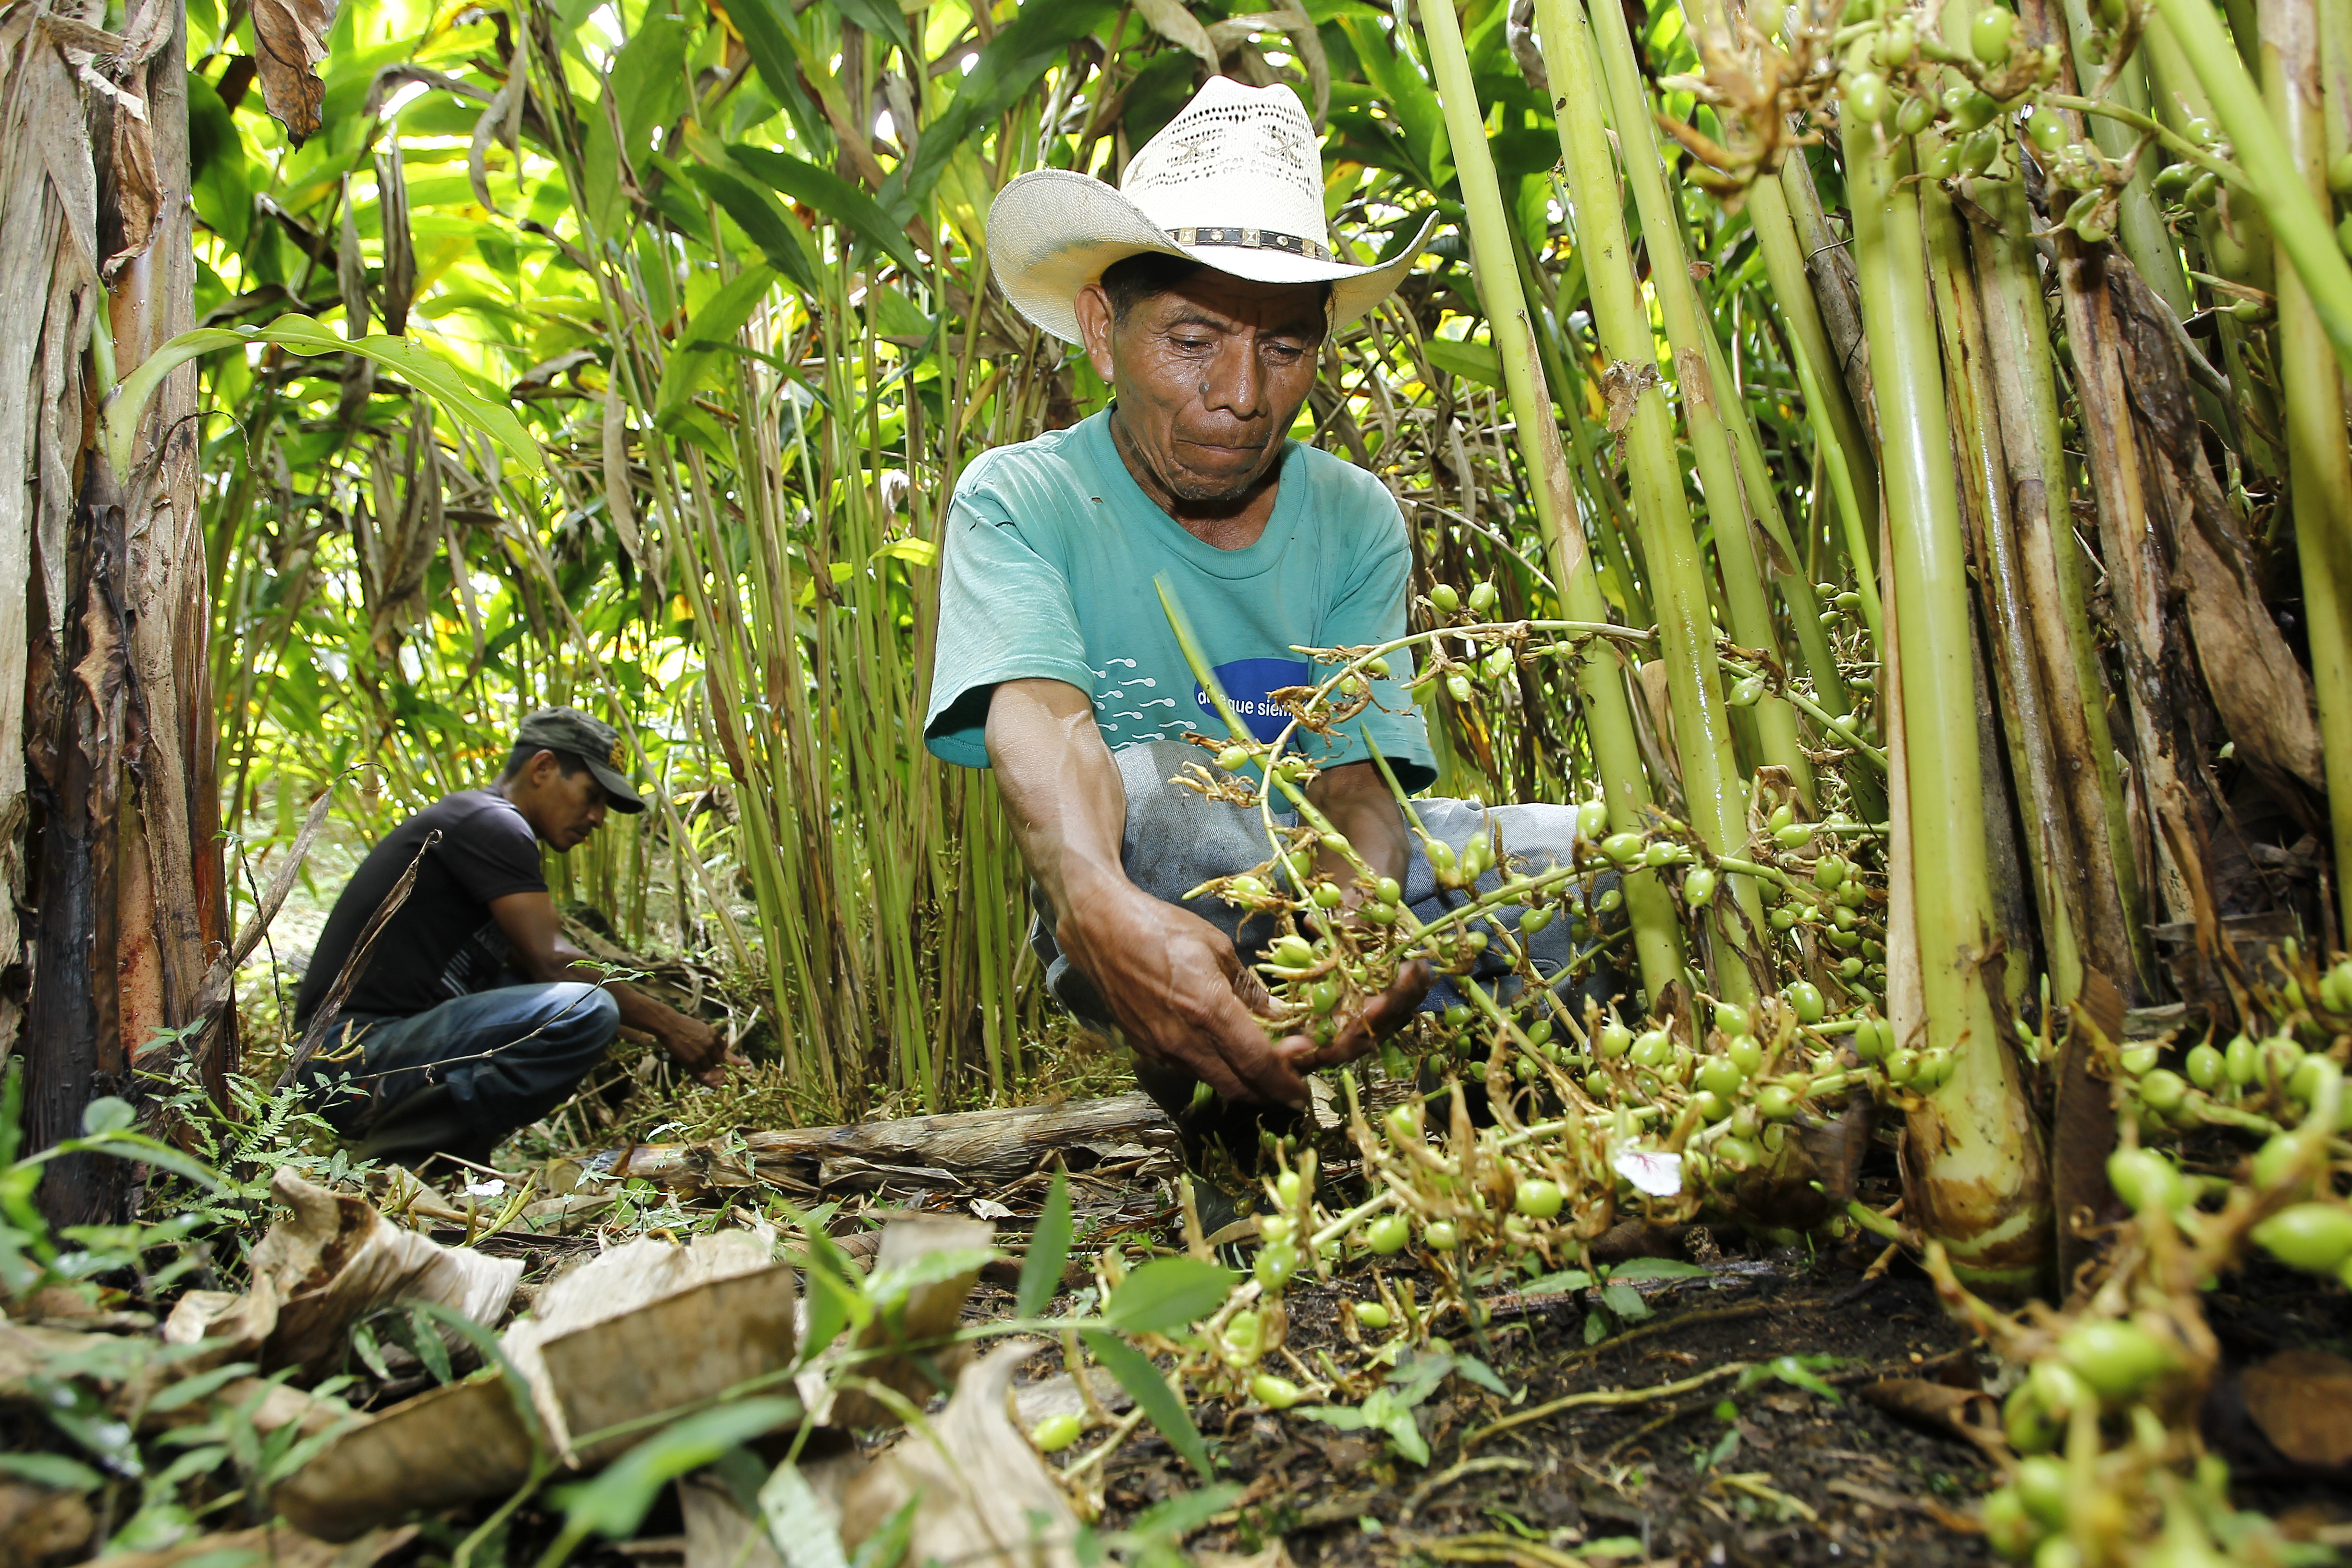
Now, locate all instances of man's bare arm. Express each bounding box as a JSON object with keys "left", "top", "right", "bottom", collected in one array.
[
  {"left": 1295, "top": 760, "right": 1430, "bottom": 1069},
  {"left": 488, "top": 891, "right": 734, "bottom": 1083},
  {"left": 985, "top": 677, "right": 1312, "bottom": 1106},
  {"left": 1305, "top": 760, "right": 1411, "bottom": 888}
]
